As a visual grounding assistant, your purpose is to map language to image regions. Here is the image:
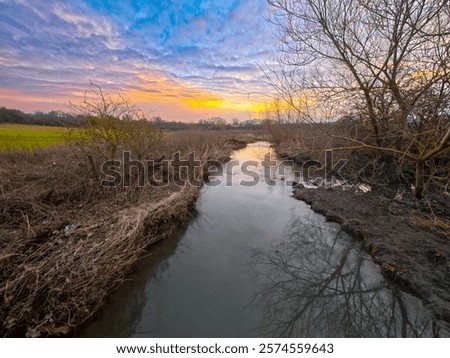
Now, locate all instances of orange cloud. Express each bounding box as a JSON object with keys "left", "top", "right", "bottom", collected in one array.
[
  {"left": 0, "top": 88, "right": 67, "bottom": 111},
  {"left": 123, "top": 72, "right": 268, "bottom": 120},
  {"left": 0, "top": 71, "right": 270, "bottom": 121}
]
